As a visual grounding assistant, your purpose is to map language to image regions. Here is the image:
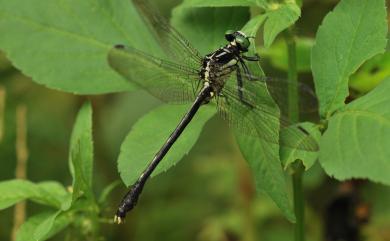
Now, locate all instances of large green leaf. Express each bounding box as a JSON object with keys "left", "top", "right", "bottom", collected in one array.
[
  {"left": 69, "top": 102, "right": 94, "bottom": 201},
  {"left": 228, "top": 66, "right": 295, "bottom": 222},
  {"left": 311, "top": 0, "right": 388, "bottom": 118},
  {"left": 241, "top": 14, "right": 267, "bottom": 38},
  {"left": 236, "top": 134, "right": 296, "bottom": 222},
  {"left": 0, "top": 0, "right": 161, "bottom": 94},
  {"left": 0, "top": 180, "right": 70, "bottom": 210},
  {"left": 16, "top": 211, "right": 71, "bottom": 241},
  {"left": 118, "top": 104, "right": 216, "bottom": 186},
  {"left": 319, "top": 78, "right": 390, "bottom": 185}
]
